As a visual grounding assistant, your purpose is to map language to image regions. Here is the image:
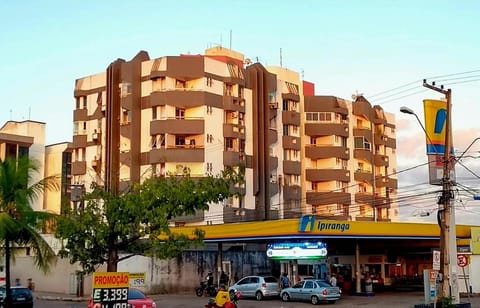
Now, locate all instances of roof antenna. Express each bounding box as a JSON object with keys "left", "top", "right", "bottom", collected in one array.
[
  {"left": 280, "top": 48, "right": 283, "bottom": 67},
  {"left": 229, "top": 29, "right": 232, "bottom": 50}
]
